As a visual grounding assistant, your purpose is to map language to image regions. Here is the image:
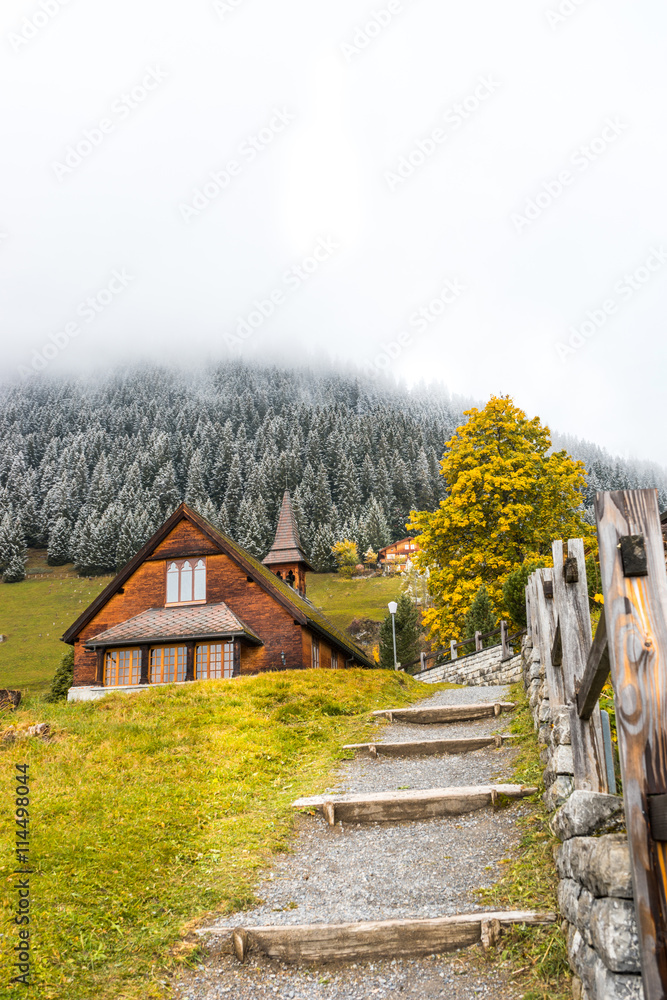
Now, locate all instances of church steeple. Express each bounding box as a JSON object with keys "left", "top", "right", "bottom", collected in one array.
[{"left": 262, "top": 490, "right": 313, "bottom": 597}]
